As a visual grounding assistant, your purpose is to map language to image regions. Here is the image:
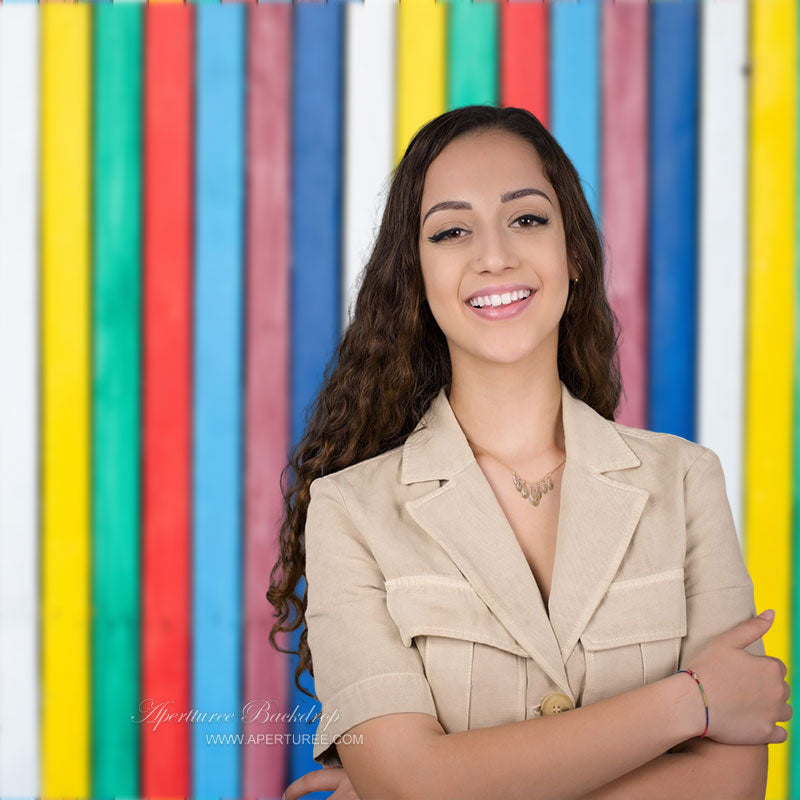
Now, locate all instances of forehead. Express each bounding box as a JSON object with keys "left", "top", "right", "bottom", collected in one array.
[{"left": 421, "top": 130, "right": 552, "bottom": 201}]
